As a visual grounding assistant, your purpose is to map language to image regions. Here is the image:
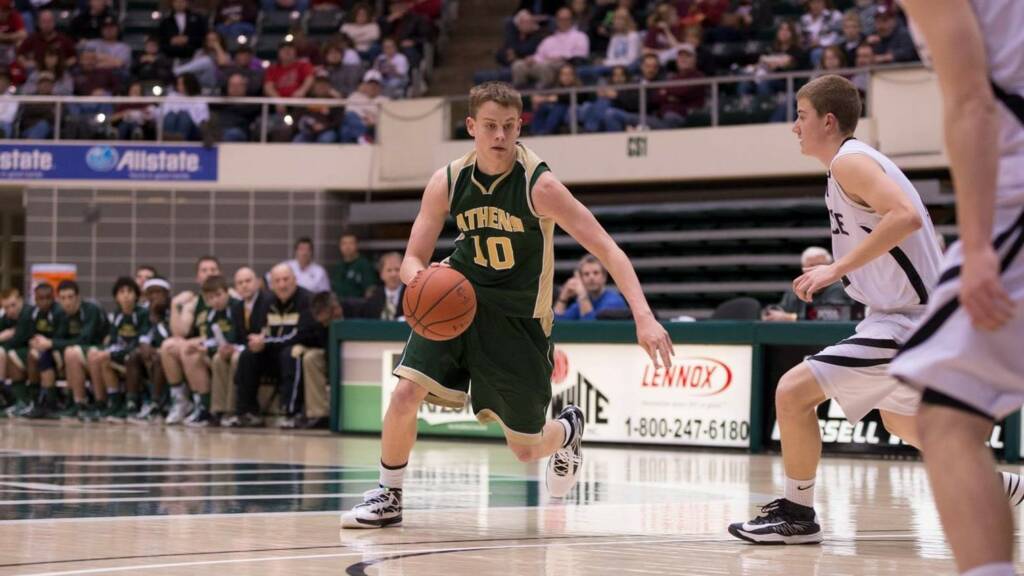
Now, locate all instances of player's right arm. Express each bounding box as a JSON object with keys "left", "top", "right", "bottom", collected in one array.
[
  {"left": 901, "top": 0, "right": 1015, "bottom": 330},
  {"left": 401, "top": 168, "right": 449, "bottom": 285}
]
